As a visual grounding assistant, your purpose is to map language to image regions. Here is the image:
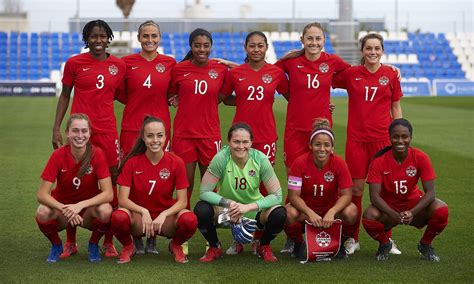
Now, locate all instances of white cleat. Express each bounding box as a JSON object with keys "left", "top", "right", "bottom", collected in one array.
[
  {"left": 225, "top": 241, "right": 244, "bottom": 255},
  {"left": 344, "top": 238, "right": 360, "bottom": 255},
  {"left": 389, "top": 238, "right": 402, "bottom": 255}
]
